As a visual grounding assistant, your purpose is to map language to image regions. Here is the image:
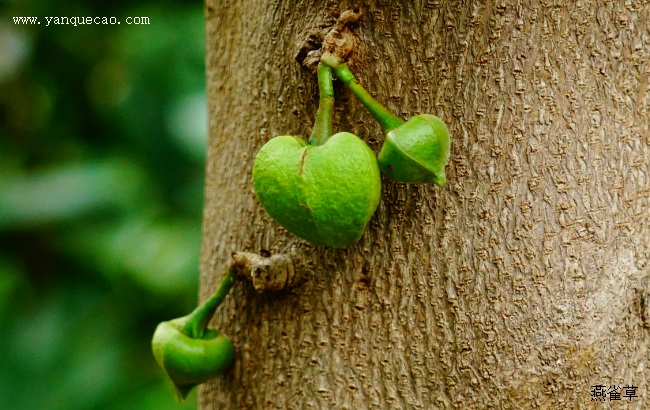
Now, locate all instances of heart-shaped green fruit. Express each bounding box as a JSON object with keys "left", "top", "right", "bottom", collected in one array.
[
  {"left": 378, "top": 114, "right": 450, "bottom": 186},
  {"left": 152, "top": 318, "right": 235, "bottom": 400},
  {"left": 253, "top": 132, "right": 381, "bottom": 248}
]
